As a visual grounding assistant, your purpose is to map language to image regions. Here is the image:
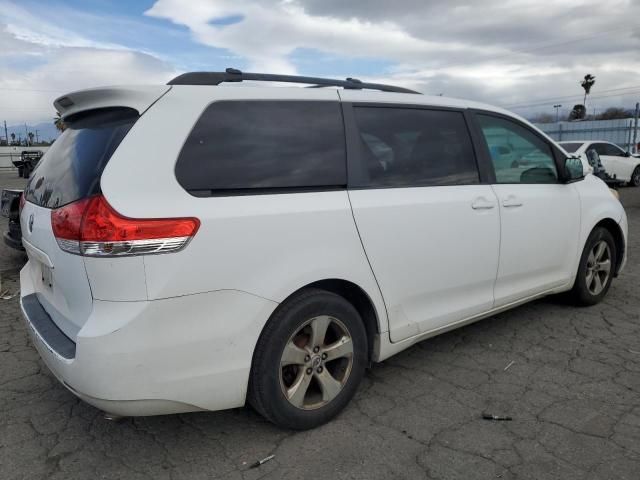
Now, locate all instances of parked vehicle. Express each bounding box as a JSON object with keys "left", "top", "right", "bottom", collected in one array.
[
  {"left": 1, "top": 189, "right": 24, "bottom": 250},
  {"left": 21, "top": 151, "right": 44, "bottom": 178},
  {"left": 10, "top": 156, "right": 24, "bottom": 176},
  {"left": 11, "top": 150, "right": 44, "bottom": 178},
  {"left": 19, "top": 70, "right": 628, "bottom": 429},
  {"left": 582, "top": 149, "right": 625, "bottom": 189},
  {"left": 559, "top": 140, "right": 640, "bottom": 186}
]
